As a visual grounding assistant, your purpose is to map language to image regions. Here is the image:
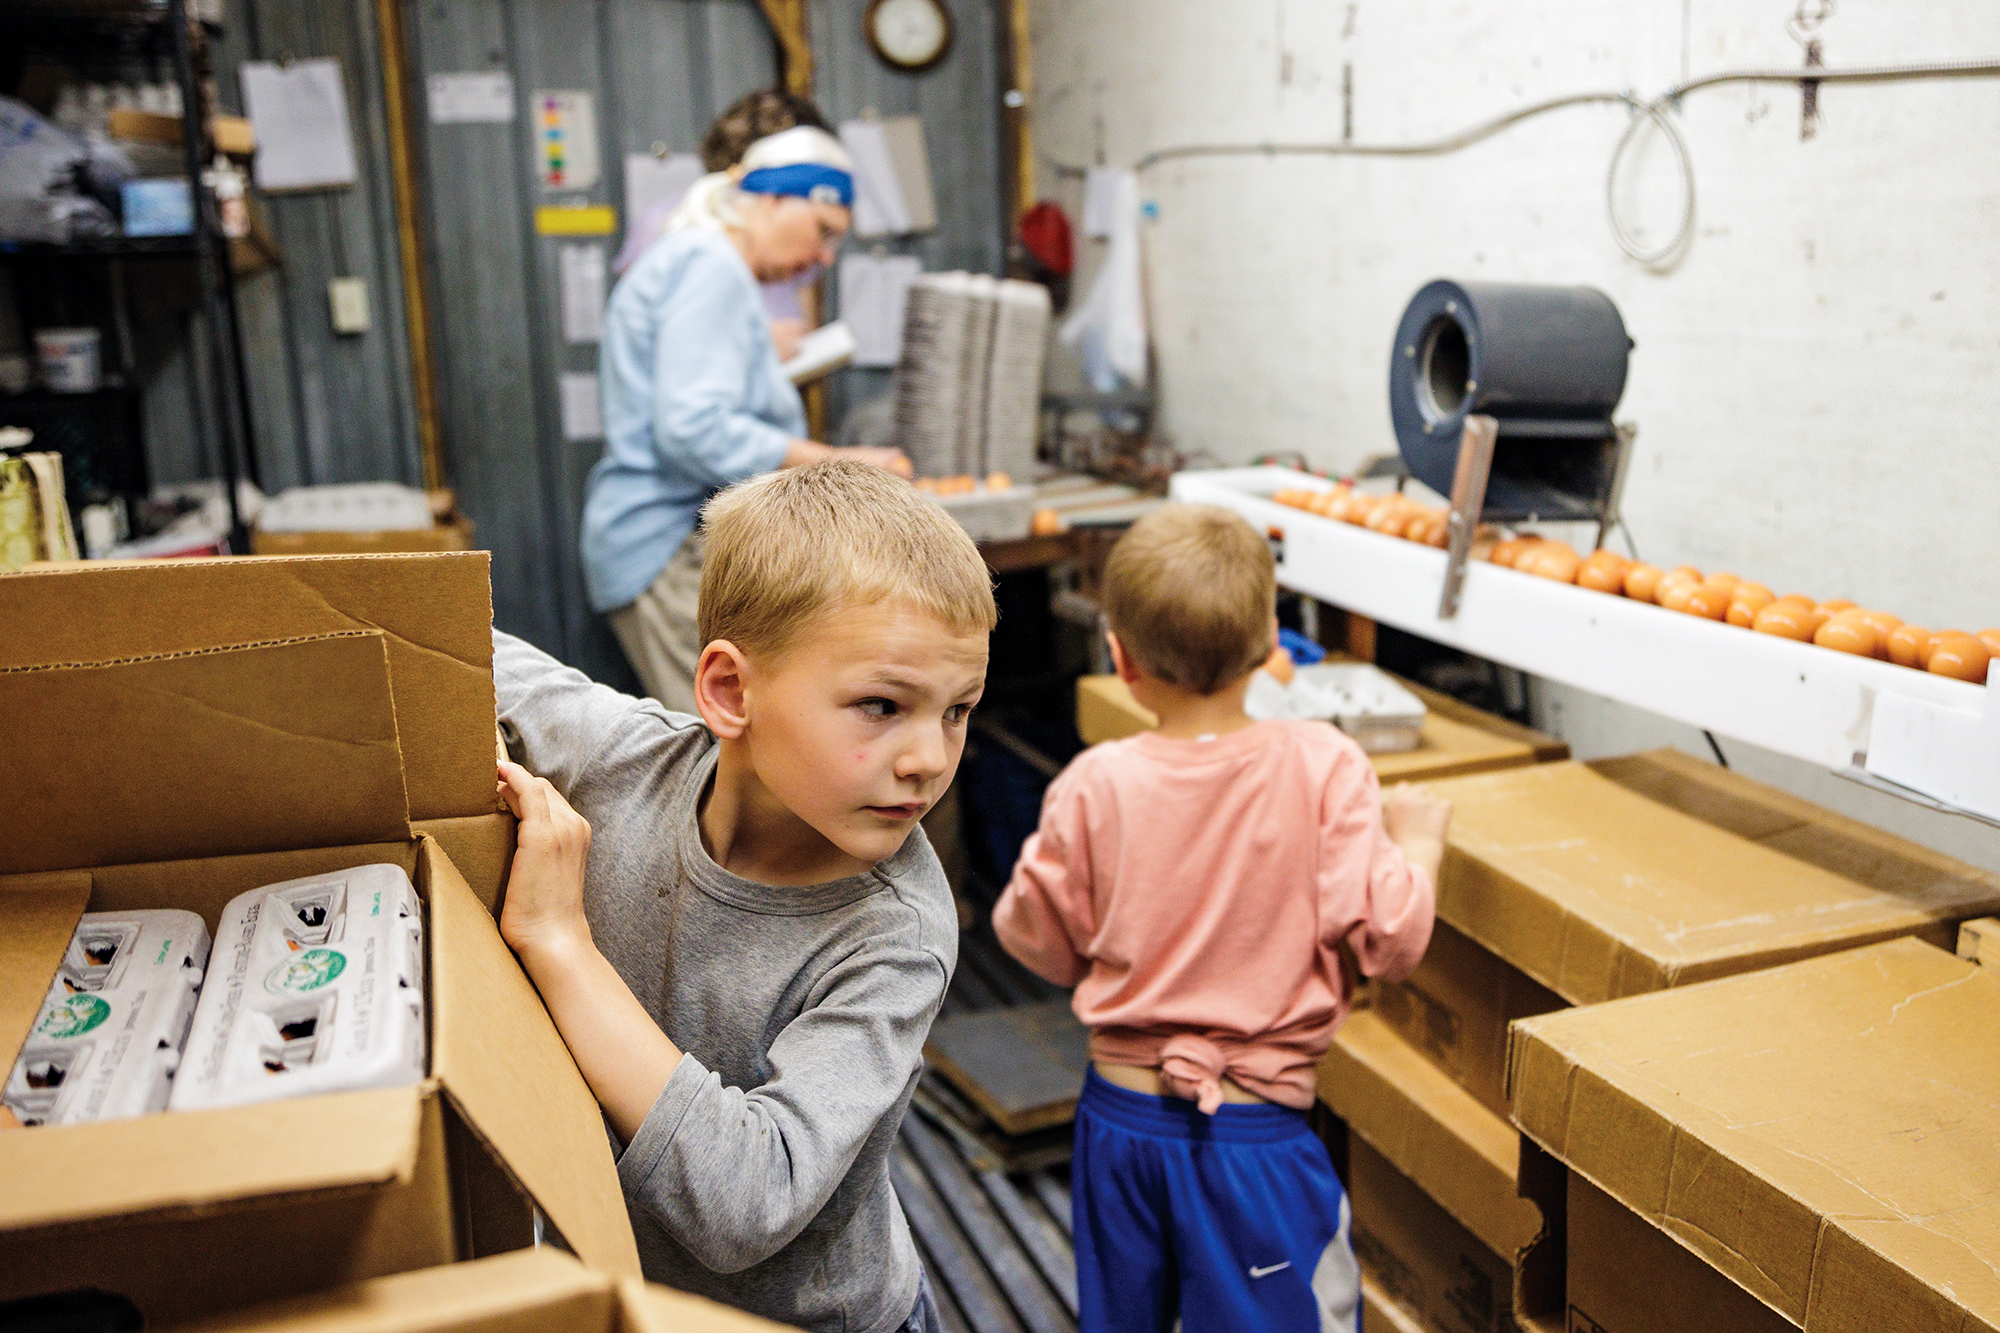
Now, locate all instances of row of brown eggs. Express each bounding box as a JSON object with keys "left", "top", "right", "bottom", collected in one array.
[
  {"left": 1269, "top": 486, "right": 1451, "bottom": 547},
  {"left": 915, "top": 472, "right": 1014, "bottom": 496},
  {"left": 1491, "top": 537, "right": 1999, "bottom": 684}
]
